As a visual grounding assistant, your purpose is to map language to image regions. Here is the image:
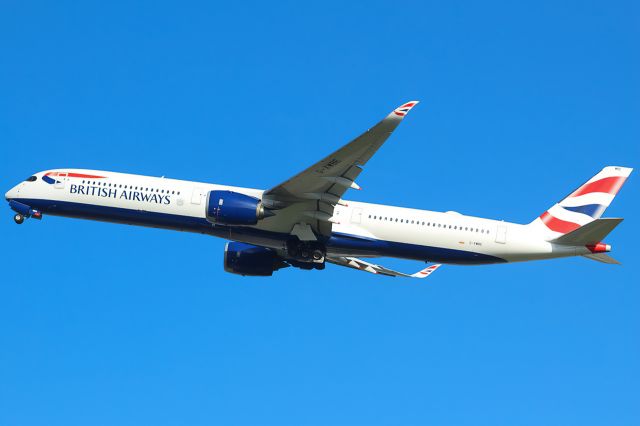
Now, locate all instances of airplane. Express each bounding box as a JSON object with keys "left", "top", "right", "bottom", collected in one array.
[{"left": 4, "top": 101, "right": 633, "bottom": 278}]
